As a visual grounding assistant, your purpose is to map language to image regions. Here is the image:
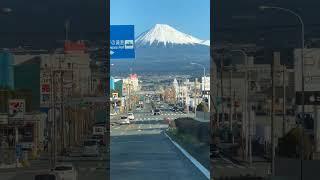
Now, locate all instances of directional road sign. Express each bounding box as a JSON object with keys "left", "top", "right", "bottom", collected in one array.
[{"left": 110, "top": 25, "right": 135, "bottom": 59}]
